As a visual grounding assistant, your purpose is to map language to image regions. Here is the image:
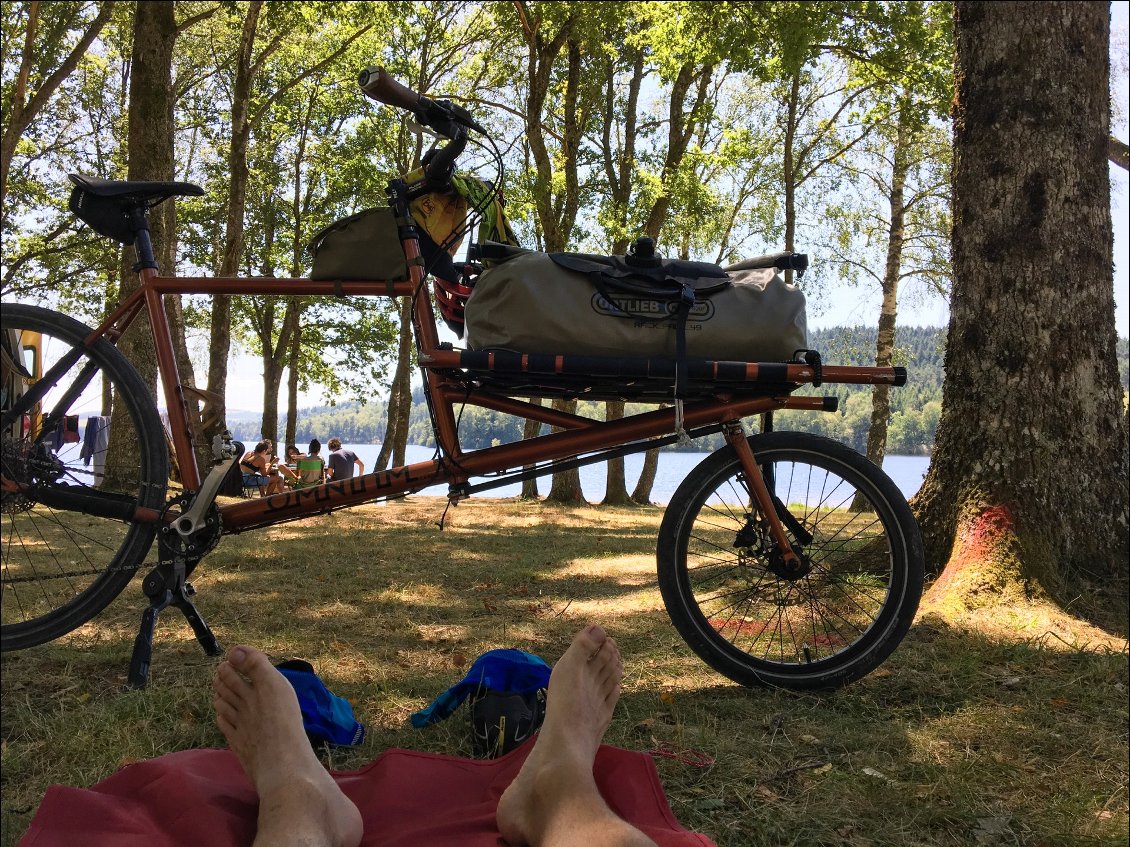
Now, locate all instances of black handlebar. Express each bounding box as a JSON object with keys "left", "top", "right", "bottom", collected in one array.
[
  {"left": 358, "top": 66, "right": 423, "bottom": 112},
  {"left": 358, "top": 66, "right": 484, "bottom": 189},
  {"left": 358, "top": 66, "right": 485, "bottom": 137}
]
